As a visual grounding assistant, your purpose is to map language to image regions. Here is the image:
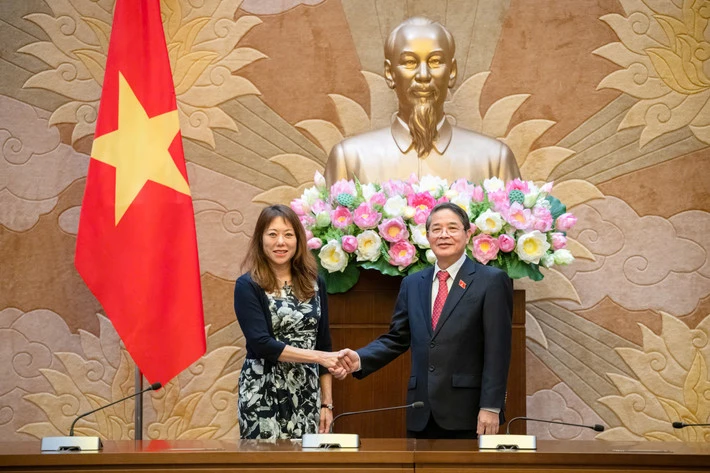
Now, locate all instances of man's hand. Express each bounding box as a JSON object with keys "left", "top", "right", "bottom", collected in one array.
[
  {"left": 329, "top": 348, "right": 360, "bottom": 380},
  {"left": 477, "top": 409, "right": 500, "bottom": 435},
  {"left": 317, "top": 351, "right": 342, "bottom": 370}
]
